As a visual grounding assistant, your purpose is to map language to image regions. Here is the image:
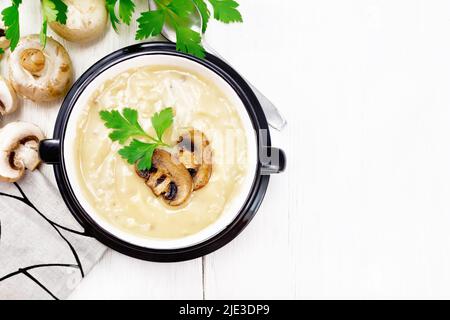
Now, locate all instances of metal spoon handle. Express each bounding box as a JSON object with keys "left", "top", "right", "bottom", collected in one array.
[{"left": 202, "top": 41, "right": 287, "bottom": 131}]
